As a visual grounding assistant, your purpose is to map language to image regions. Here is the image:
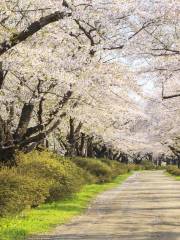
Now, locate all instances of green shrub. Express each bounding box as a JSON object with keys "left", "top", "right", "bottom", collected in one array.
[
  {"left": 127, "top": 163, "right": 144, "bottom": 171},
  {"left": 17, "top": 151, "right": 84, "bottom": 202},
  {"left": 99, "top": 159, "right": 130, "bottom": 176},
  {"left": 0, "top": 168, "right": 49, "bottom": 217},
  {"left": 140, "top": 160, "right": 156, "bottom": 170},
  {"left": 166, "top": 165, "right": 180, "bottom": 176},
  {"left": 71, "top": 157, "right": 114, "bottom": 183}
]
